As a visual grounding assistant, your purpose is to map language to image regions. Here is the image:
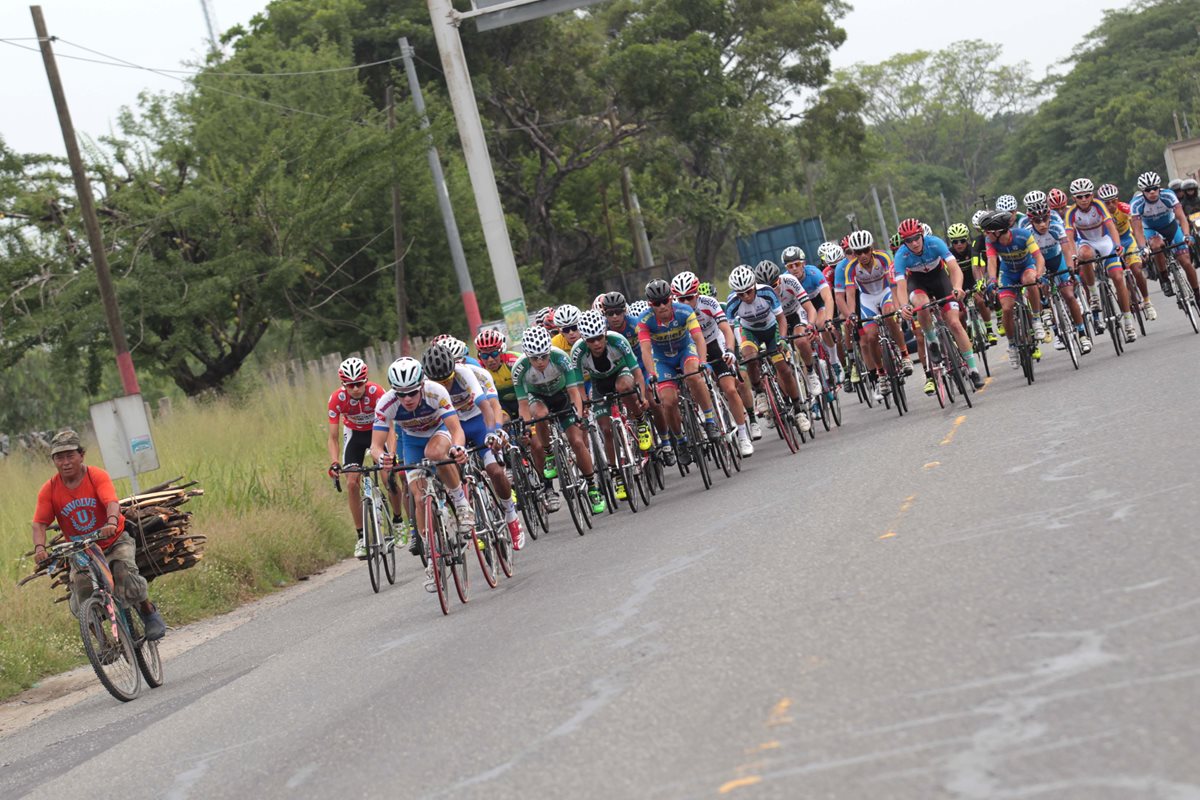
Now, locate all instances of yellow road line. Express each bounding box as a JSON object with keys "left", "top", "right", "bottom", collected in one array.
[
  {"left": 940, "top": 415, "right": 966, "bottom": 445},
  {"left": 719, "top": 776, "right": 762, "bottom": 794},
  {"left": 923, "top": 461, "right": 940, "bottom": 470}
]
